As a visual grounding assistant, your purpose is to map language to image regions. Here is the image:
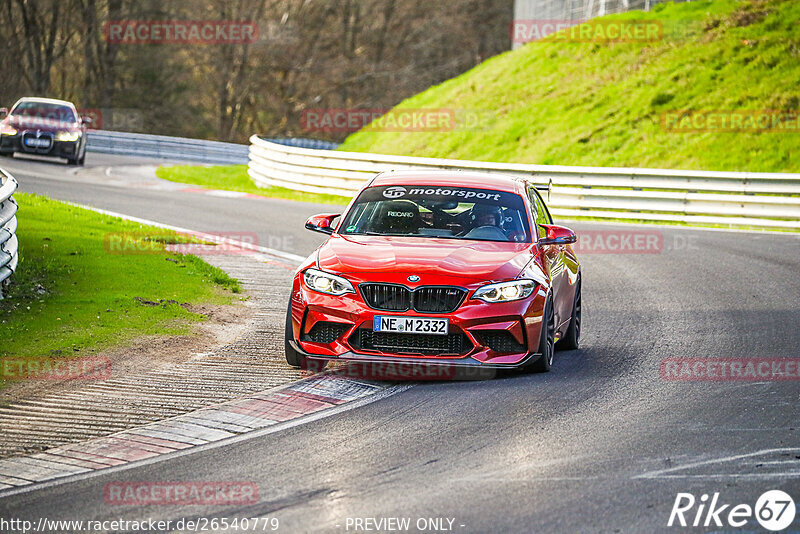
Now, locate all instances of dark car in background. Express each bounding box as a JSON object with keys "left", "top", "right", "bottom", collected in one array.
[{"left": 0, "top": 97, "right": 89, "bottom": 165}]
